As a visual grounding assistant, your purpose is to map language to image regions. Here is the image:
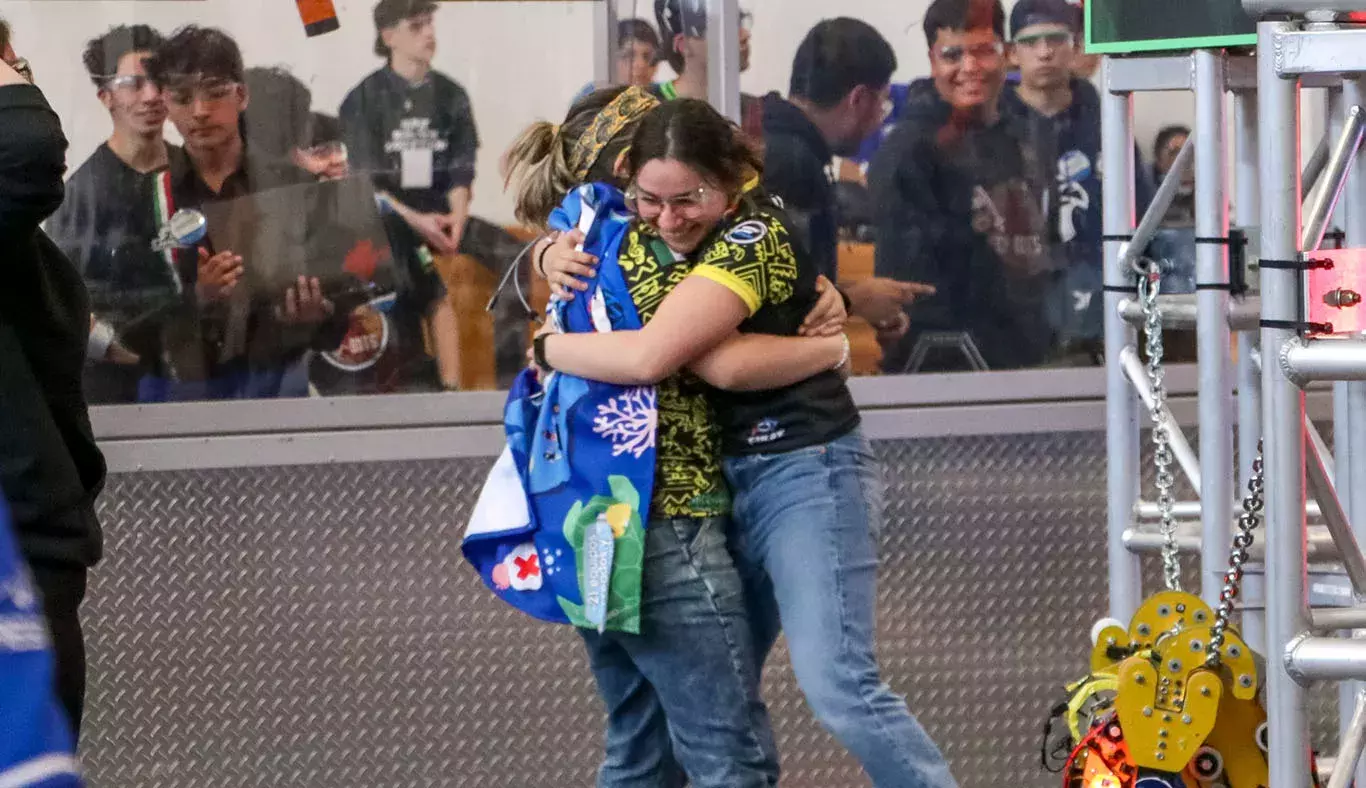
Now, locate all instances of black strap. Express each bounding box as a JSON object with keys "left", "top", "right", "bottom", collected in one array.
[
  {"left": 1260, "top": 257, "right": 1334, "bottom": 270},
  {"left": 1261, "top": 318, "right": 1334, "bottom": 333},
  {"left": 1194, "top": 236, "right": 1232, "bottom": 245},
  {"left": 1102, "top": 233, "right": 1134, "bottom": 242},
  {"left": 1196, "top": 283, "right": 1234, "bottom": 290}
]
